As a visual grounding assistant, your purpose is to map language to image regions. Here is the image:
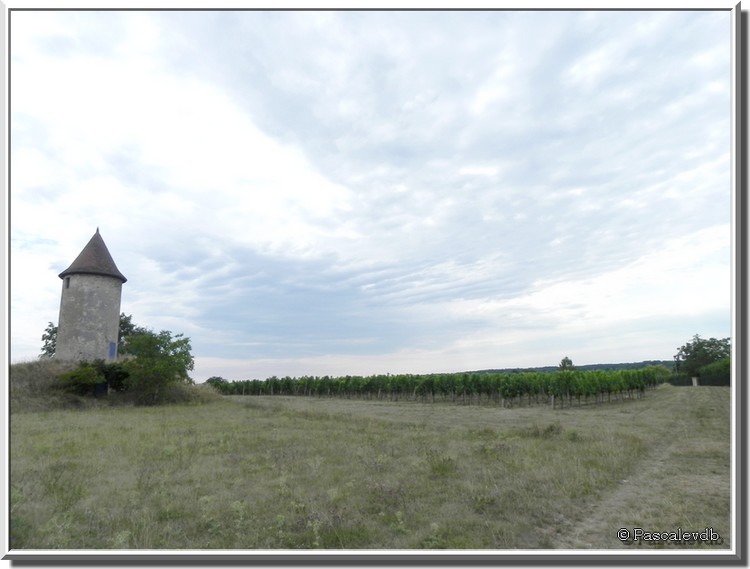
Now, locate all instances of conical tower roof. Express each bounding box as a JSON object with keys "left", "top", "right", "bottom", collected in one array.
[{"left": 58, "top": 228, "right": 127, "bottom": 283}]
